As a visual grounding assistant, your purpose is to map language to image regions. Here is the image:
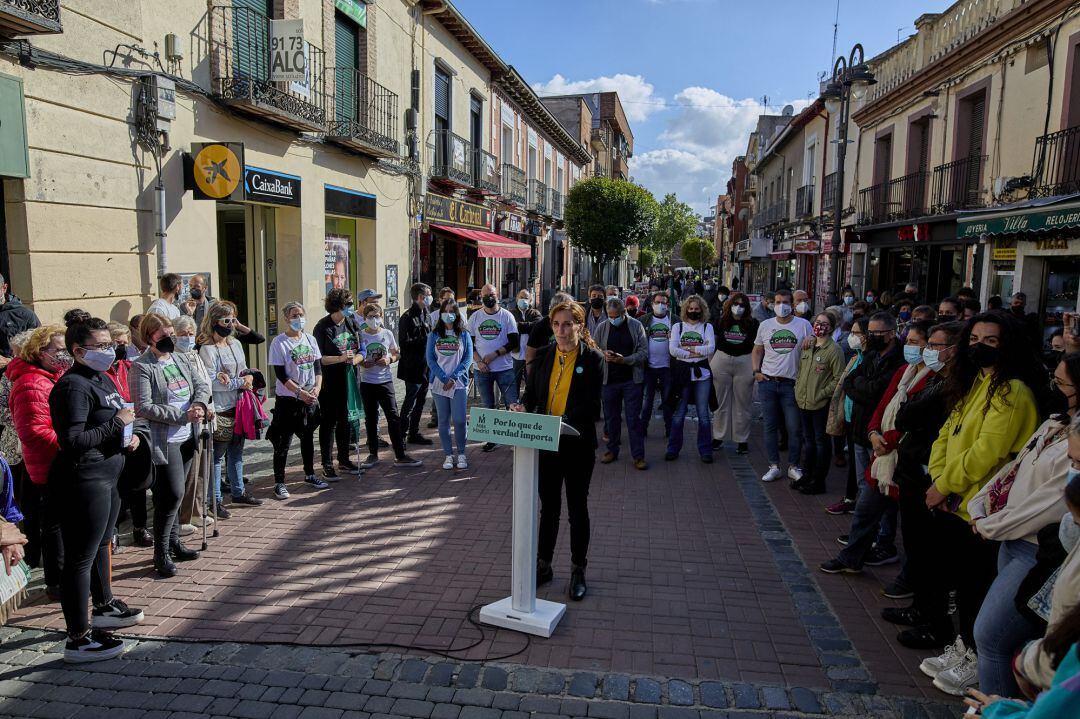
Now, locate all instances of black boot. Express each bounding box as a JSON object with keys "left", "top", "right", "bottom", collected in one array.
[
  {"left": 536, "top": 559, "right": 553, "bottom": 587},
  {"left": 170, "top": 541, "right": 200, "bottom": 562},
  {"left": 798, "top": 481, "right": 826, "bottom": 495},
  {"left": 569, "top": 565, "right": 587, "bottom": 601},
  {"left": 154, "top": 549, "right": 177, "bottom": 578}
]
